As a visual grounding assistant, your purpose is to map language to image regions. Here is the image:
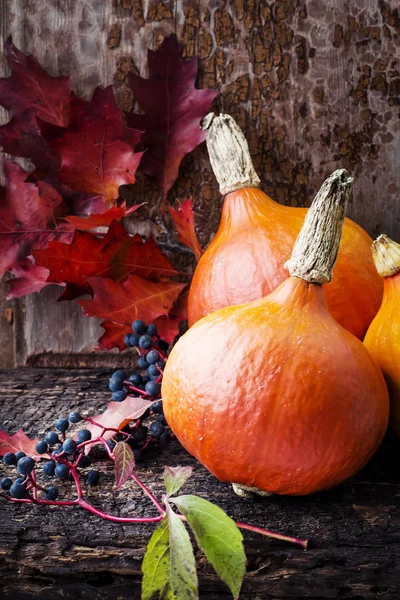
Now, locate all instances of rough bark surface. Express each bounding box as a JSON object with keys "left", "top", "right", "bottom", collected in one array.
[
  {"left": 1, "top": 369, "right": 400, "bottom": 599},
  {"left": 0, "top": 0, "right": 399, "bottom": 365}
]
